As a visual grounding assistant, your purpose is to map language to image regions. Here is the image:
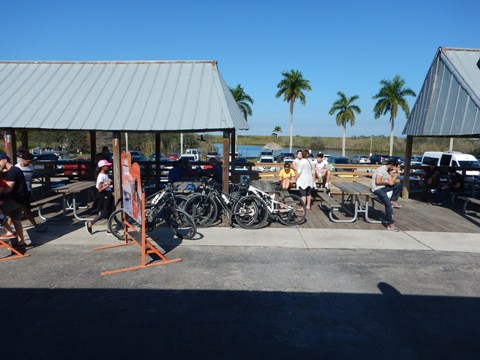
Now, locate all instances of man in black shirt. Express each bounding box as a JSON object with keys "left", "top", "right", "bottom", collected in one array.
[
  {"left": 435, "top": 167, "right": 465, "bottom": 204},
  {"left": 0, "top": 153, "right": 28, "bottom": 253}
]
